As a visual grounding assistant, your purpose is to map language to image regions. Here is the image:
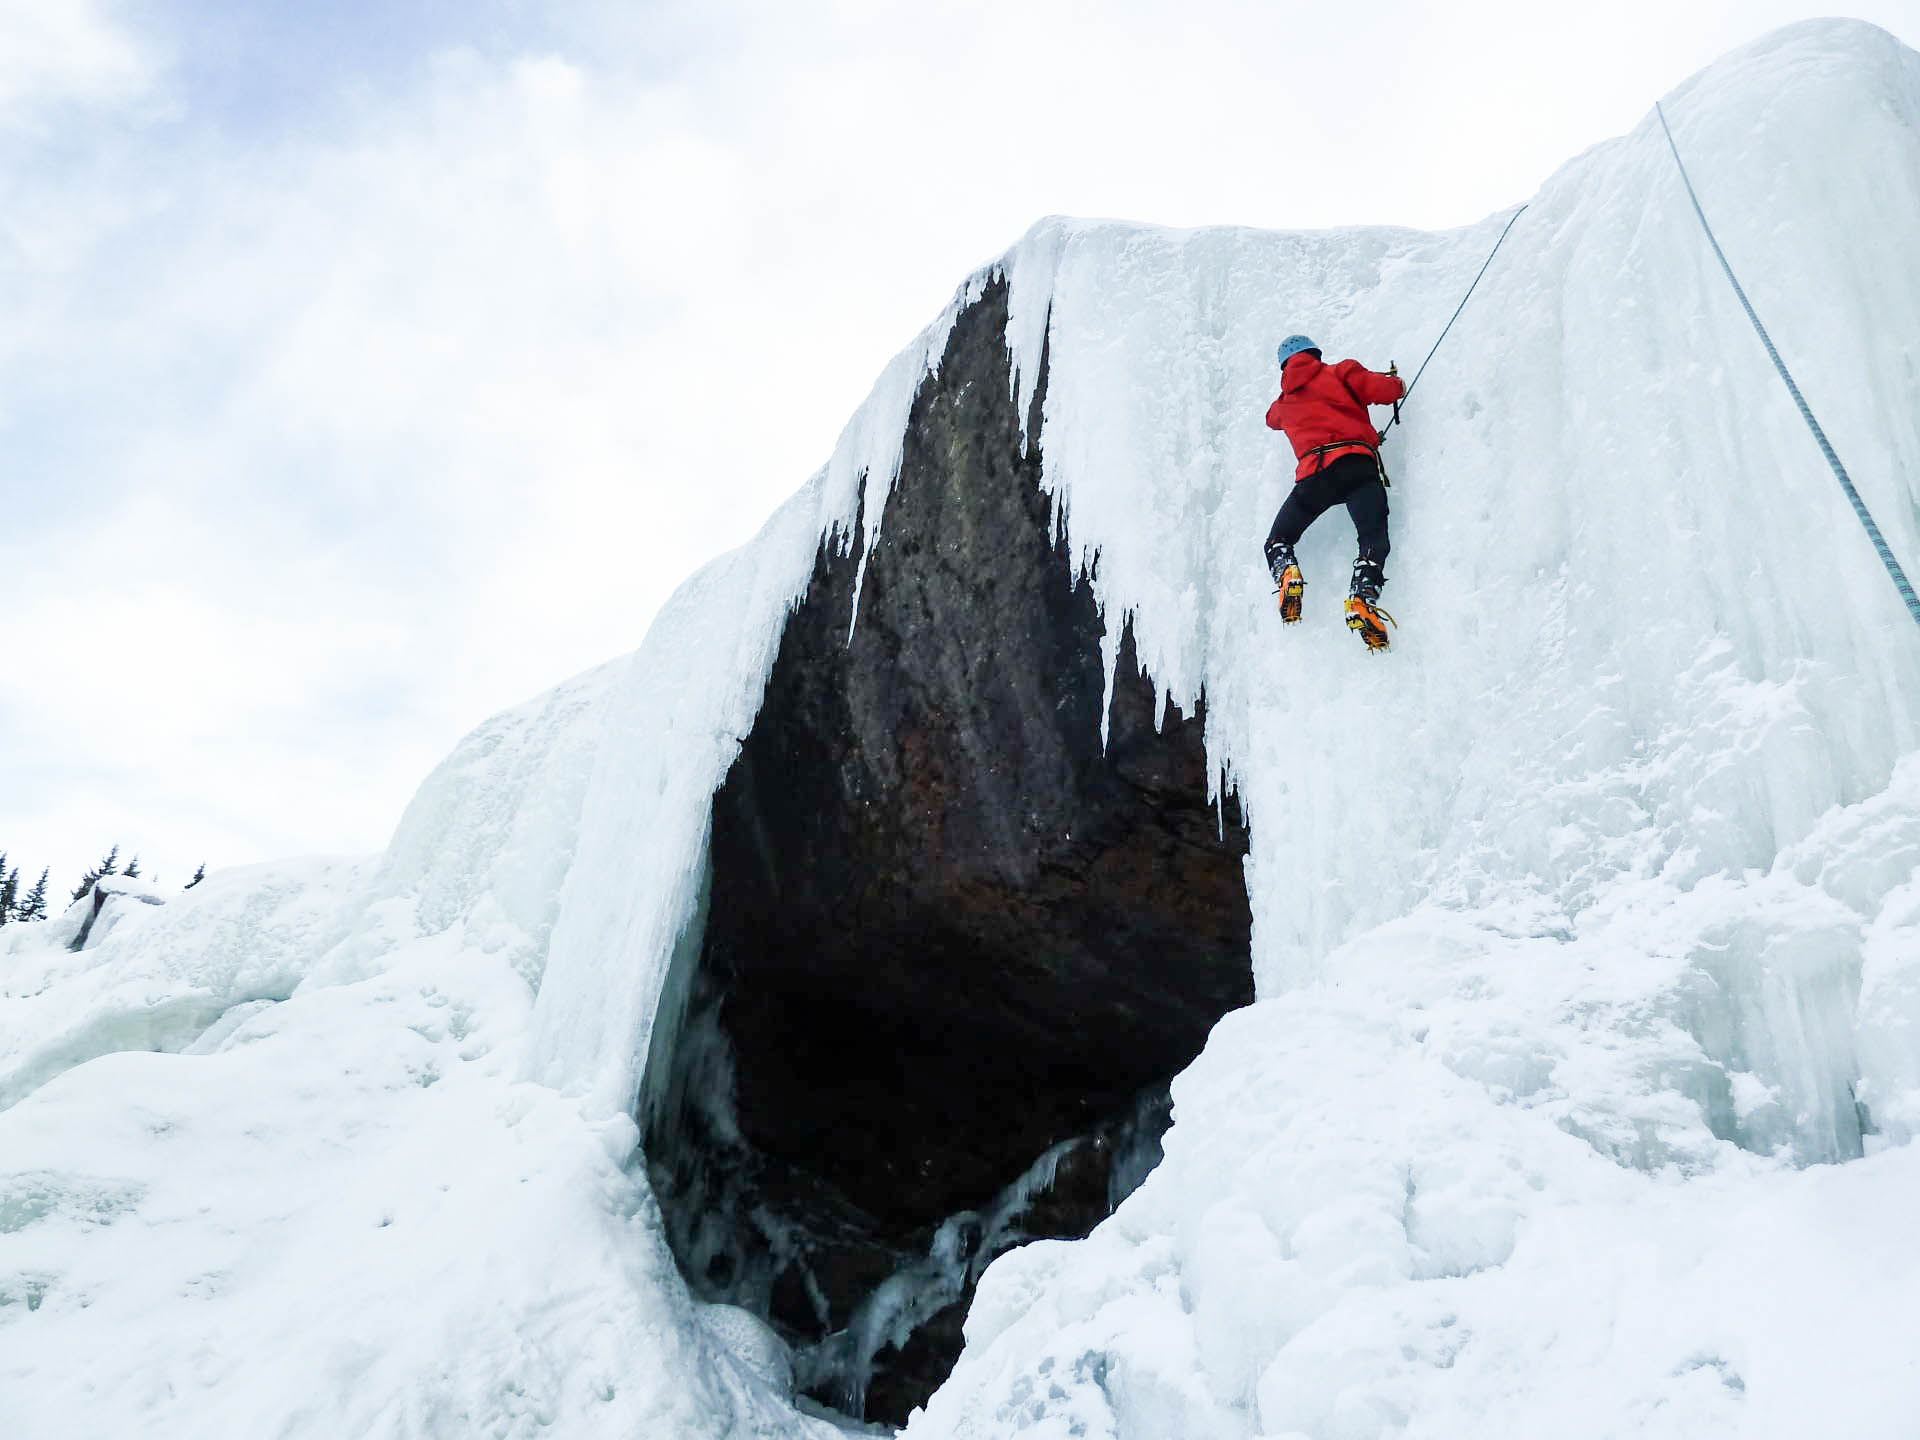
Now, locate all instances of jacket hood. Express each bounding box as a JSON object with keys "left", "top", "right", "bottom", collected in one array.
[{"left": 1281, "top": 351, "right": 1324, "bottom": 393}]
